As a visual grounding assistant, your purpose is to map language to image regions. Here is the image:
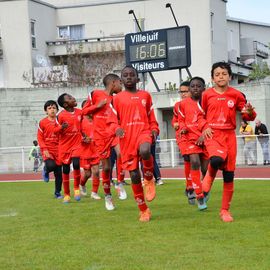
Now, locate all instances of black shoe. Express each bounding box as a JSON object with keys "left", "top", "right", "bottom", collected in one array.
[{"left": 122, "top": 180, "right": 130, "bottom": 185}]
